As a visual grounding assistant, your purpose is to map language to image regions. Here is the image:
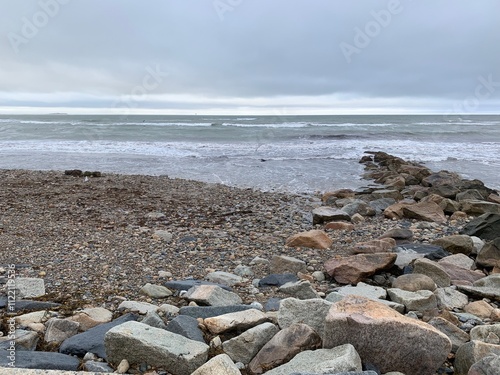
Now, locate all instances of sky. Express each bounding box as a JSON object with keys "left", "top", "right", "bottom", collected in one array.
[{"left": 1, "top": 0, "right": 500, "bottom": 115}]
